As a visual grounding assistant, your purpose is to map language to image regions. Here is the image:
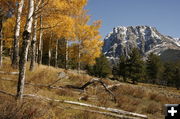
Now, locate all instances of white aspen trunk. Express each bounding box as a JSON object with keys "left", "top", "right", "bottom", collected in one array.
[
  {"left": 65, "top": 40, "right": 68, "bottom": 69},
  {"left": 55, "top": 40, "right": 58, "bottom": 68},
  {"left": 48, "top": 33, "right": 52, "bottom": 66},
  {"left": 29, "top": 17, "right": 37, "bottom": 71},
  {"left": 35, "top": 0, "right": 42, "bottom": 64},
  {"left": 48, "top": 48, "right": 51, "bottom": 66},
  {"left": 29, "top": 1, "right": 40, "bottom": 71},
  {"left": 12, "top": 0, "right": 24, "bottom": 68},
  {"left": 0, "top": 17, "right": 3, "bottom": 67},
  {"left": 38, "top": 16, "right": 43, "bottom": 64},
  {"left": 17, "top": 0, "right": 34, "bottom": 100}
]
